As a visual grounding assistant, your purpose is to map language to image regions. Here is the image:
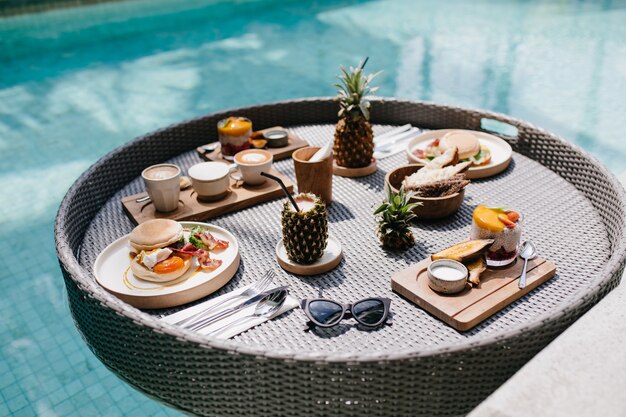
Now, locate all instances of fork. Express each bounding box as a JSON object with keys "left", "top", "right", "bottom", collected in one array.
[{"left": 173, "top": 270, "right": 275, "bottom": 327}]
